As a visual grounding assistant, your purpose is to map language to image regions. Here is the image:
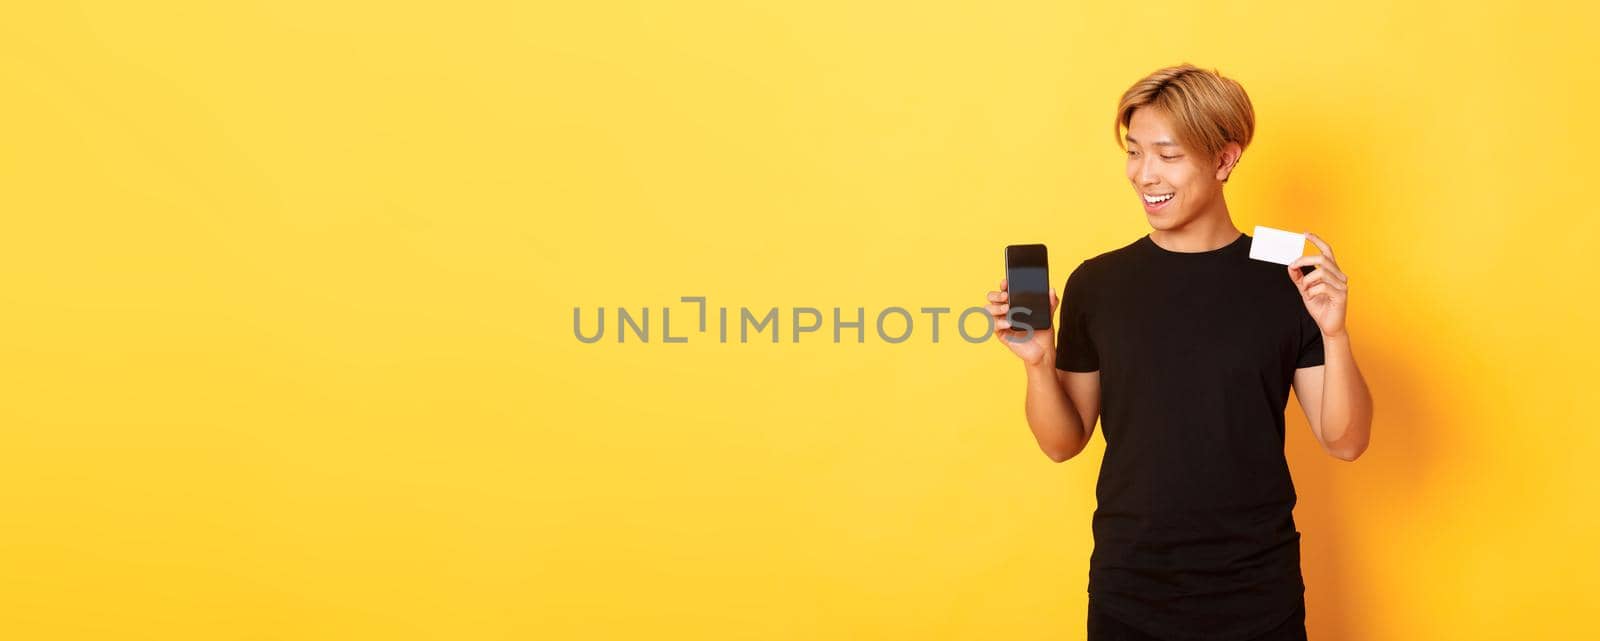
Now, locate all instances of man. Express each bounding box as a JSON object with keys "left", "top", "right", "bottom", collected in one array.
[{"left": 983, "top": 63, "right": 1374, "bottom": 641}]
